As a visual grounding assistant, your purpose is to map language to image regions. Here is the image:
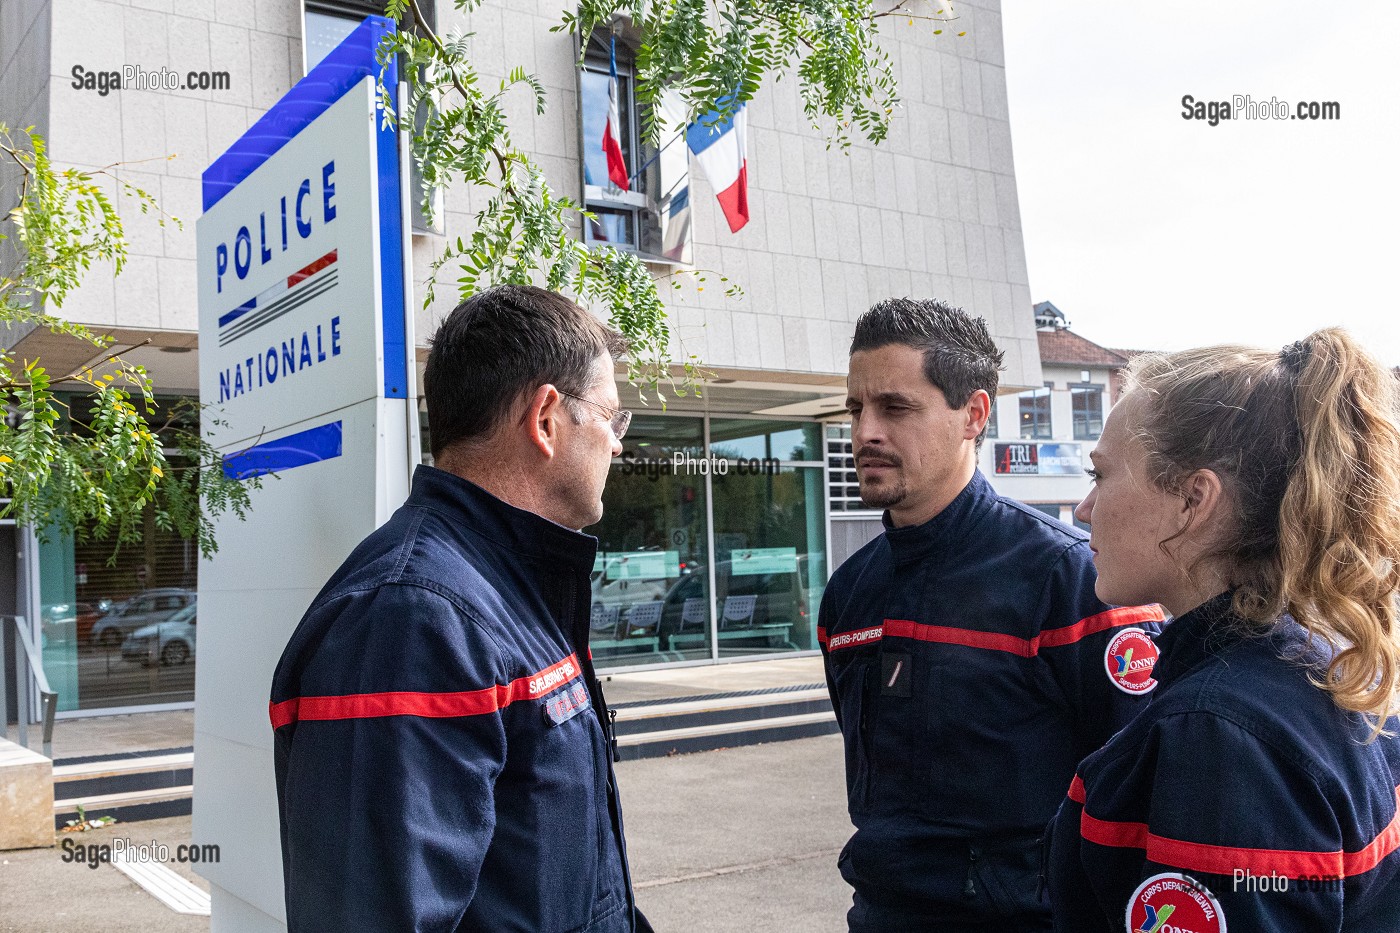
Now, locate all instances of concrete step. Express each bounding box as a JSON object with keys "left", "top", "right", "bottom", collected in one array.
[
  {"left": 610, "top": 683, "right": 838, "bottom": 760},
  {"left": 52, "top": 747, "right": 194, "bottom": 828}
]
